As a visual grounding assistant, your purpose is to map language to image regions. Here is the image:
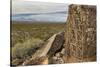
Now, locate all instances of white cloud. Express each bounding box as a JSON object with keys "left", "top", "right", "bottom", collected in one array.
[
  {"left": 12, "top": 0, "right": 68, "bottom": 22},
  {"left": 12, "top": 0, "right": 68, "bottom": 14}
]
